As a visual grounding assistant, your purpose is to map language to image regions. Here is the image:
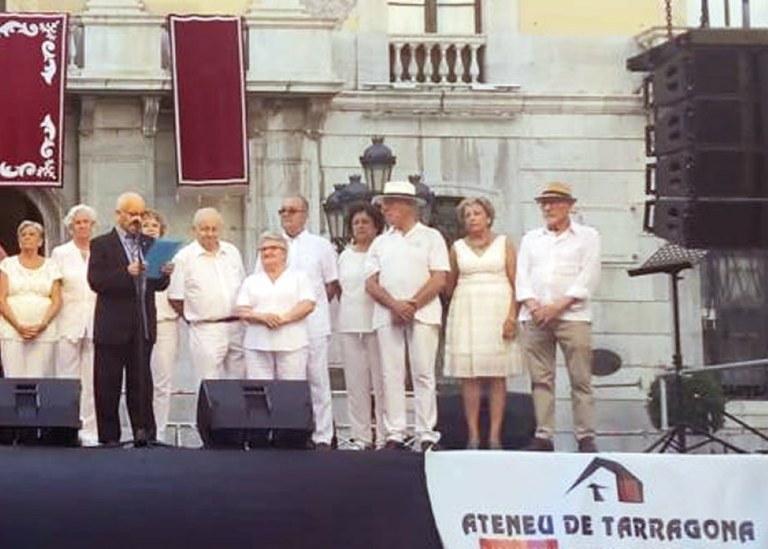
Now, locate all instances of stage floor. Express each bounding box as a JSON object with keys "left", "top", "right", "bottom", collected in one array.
[{"left": 0, "top": 447, "right": 441, "bottom": 549}]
